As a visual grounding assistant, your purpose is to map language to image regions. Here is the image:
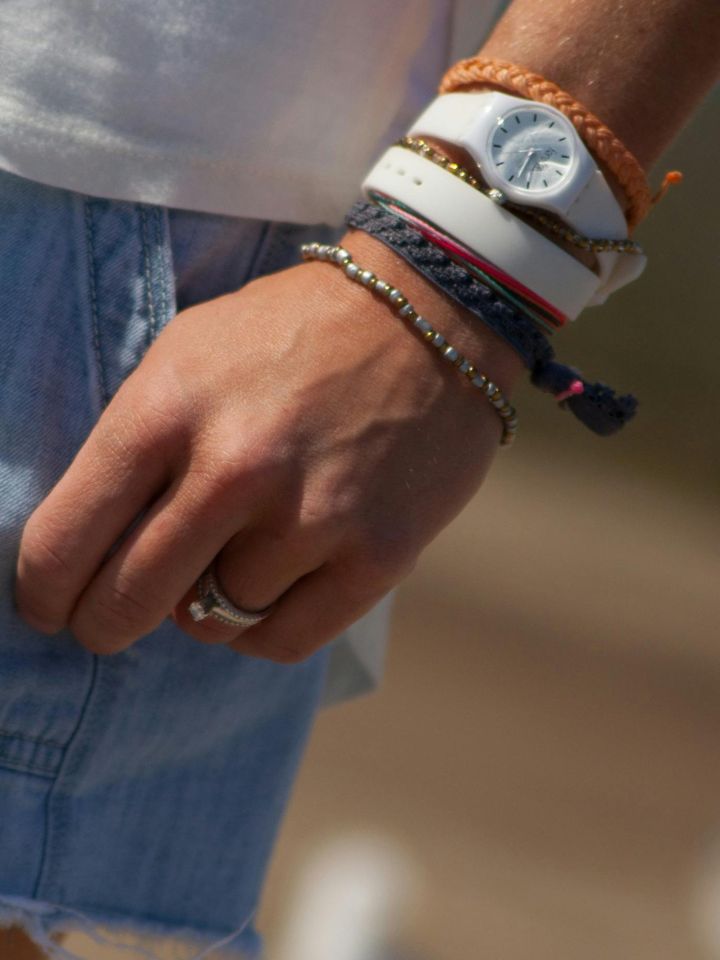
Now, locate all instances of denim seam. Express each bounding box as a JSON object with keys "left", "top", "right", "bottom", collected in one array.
[
  {"left": 138, "top": 204, "right": 158, "bottom": 345},
  {"left": 240, "top": 221, "right": 273, "bottom": 287},
  {"left": 137, "top": 203, "right": 158, "bottom": 346},
  {"left": 0, "top": 728, "right": 65, "bottom": 748},
  {"left": 32, "top": 655, "right": 99, "bottom": 899},
  {"left": 83, "top": 199, "right": 110, "bottom": 409},
  {"left": 0, "top": 755, "right": 60, "bottom": 778},
  {"left": 153, "top": 207, "right": 170, "bottom": 334}
]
